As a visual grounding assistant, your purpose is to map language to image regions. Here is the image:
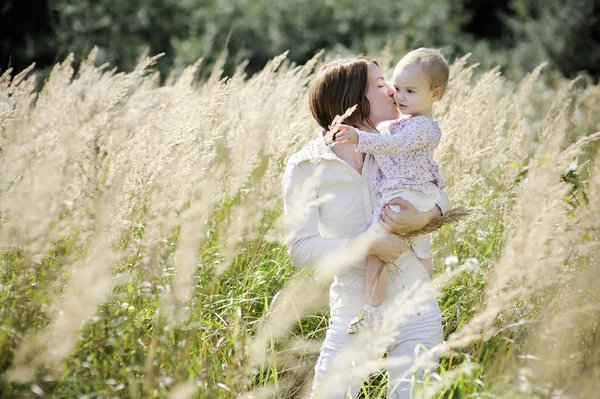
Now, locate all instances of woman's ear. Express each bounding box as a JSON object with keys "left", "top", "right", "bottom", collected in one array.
[{"left": 432, "top": 87, "right": 444, "bottom": 101}]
